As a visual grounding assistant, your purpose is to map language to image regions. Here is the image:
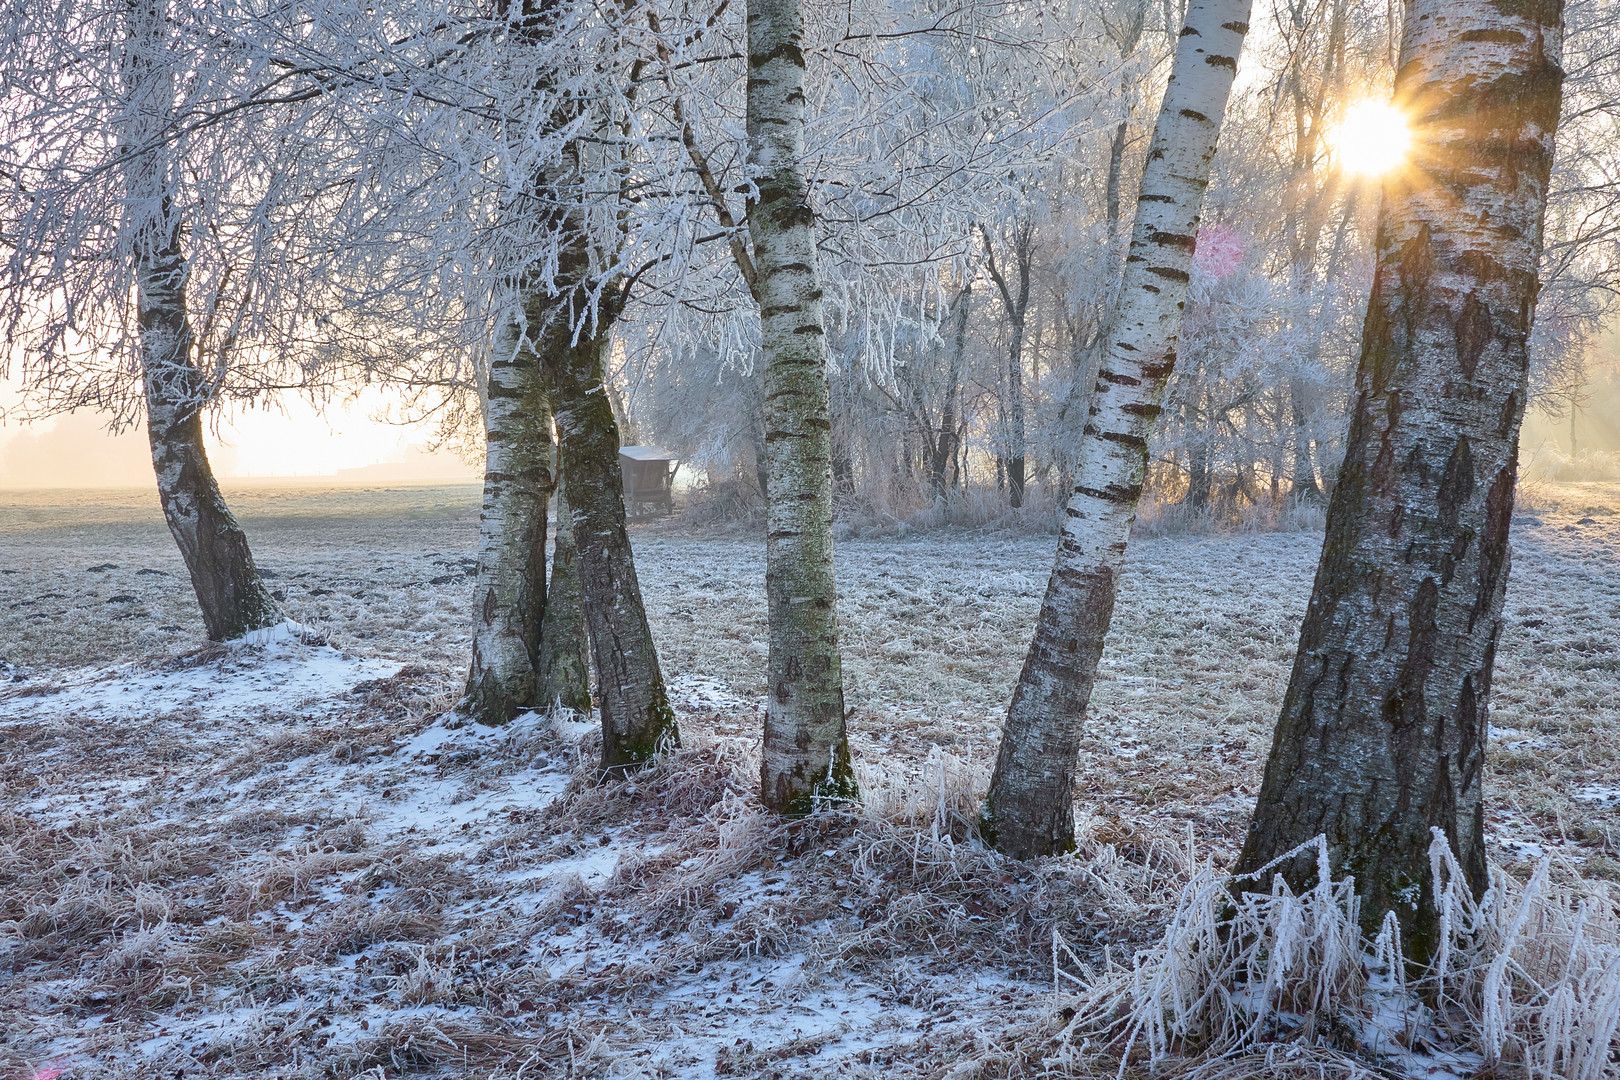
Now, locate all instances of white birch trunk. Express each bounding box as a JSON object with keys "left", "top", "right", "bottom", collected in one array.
[
  {"left": 121, "top": 0, "right": 281, "bottom": 643},
  {"left": 537, "top": 465, "right": 592, "bottom": 714},
  {"left": 985, "top": 0, "right": 1253, "bottom": 857},
  {"left": 1239, "top": 0, "right": 1564, "bottom": 960},
  {"left": 459, "top": 312, "right": 554, "bottom": 725},
  {"left": 746, "top": 0, "right": 854, "bottom": 813}
]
